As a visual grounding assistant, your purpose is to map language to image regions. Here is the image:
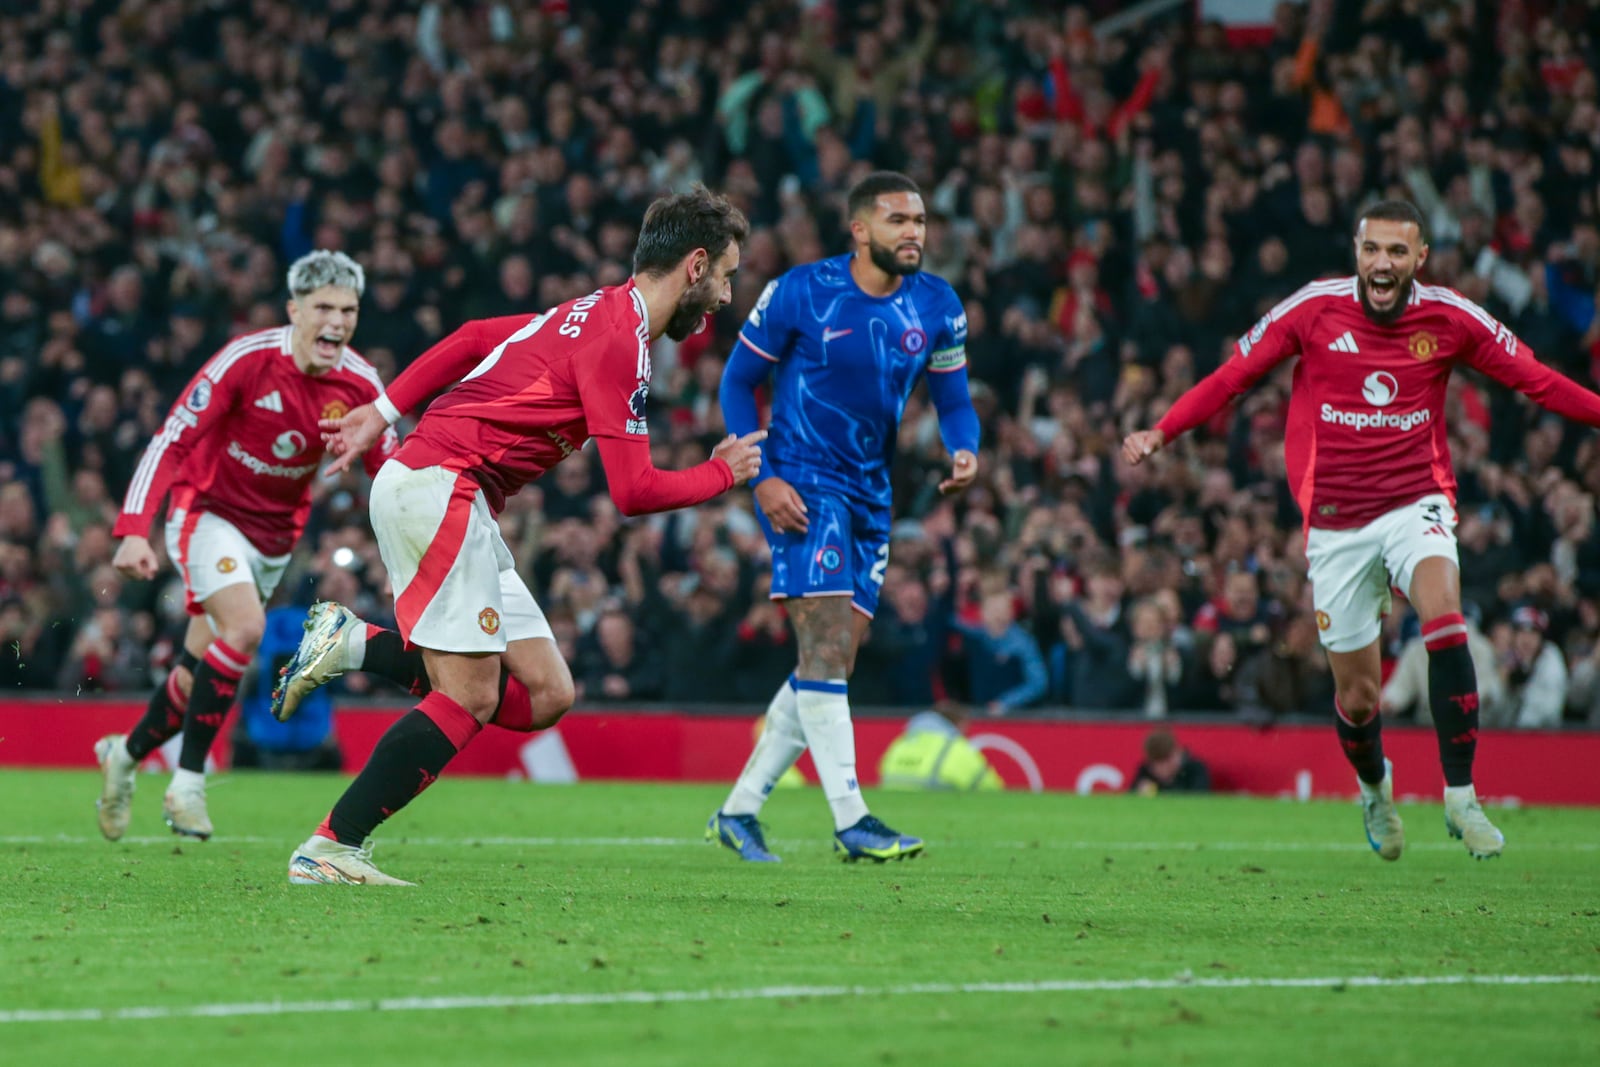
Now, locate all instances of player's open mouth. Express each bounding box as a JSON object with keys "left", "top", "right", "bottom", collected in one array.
[
  {"left": 315, "top": 334, "right": 343, "bottom": 357},
  {"left": 1368, "top": 274, "right": 1398, "bottom": 301}
]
